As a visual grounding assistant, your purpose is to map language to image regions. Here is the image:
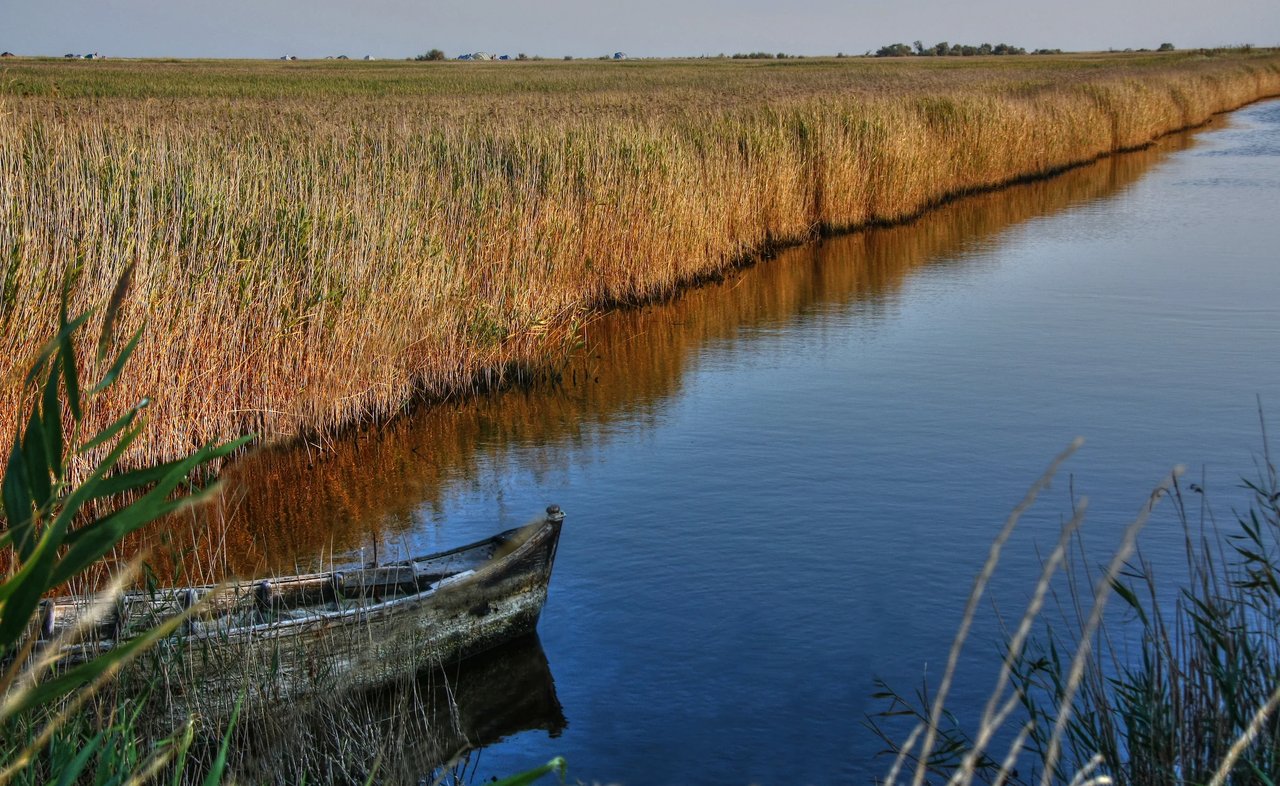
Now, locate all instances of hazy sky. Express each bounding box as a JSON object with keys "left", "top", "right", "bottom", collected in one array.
[{"left": 4, "top": 0, "right": 1278, "bottom": 59}]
